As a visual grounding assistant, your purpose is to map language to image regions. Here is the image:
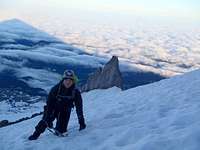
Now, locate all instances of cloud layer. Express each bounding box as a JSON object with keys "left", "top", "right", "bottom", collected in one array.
[{"left": 27, "top": 16, "right": 200, "bottom": 76}]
